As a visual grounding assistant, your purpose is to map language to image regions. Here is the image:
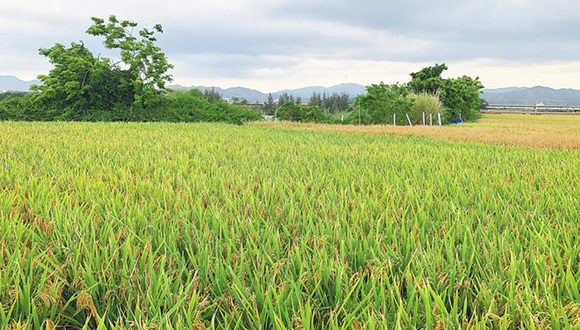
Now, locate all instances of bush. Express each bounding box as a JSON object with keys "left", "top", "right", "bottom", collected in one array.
[
  {"left": 275, "top": 101, "right": 332, "bottom": 123},
  {"left": 441, "top": 76, "right": 483, "bottom": 123},
  {"left": 0, "top": 94, "right": 58, "bottom": 121},
  {"left": 345, "top": 83, "right": 413, "bottom": 125},
  {"left": 0, "top": 92, "right": 30, "bottom": 102},
  {"left": 160, "top": 90, "right": 261, "bottom": 125},
  {"left": 0, "top": 89, "right": 261, "bottom": 125}
]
